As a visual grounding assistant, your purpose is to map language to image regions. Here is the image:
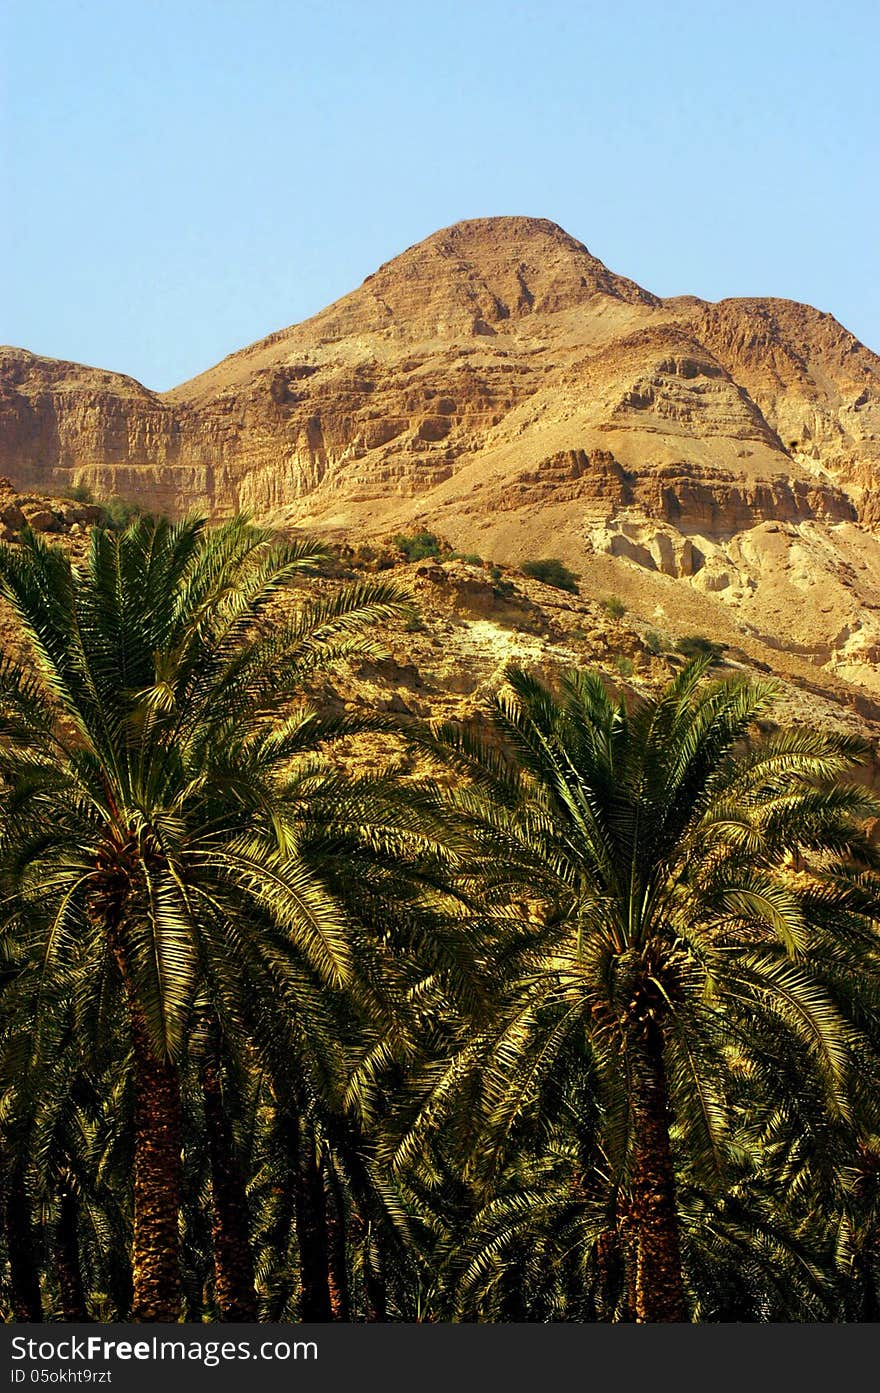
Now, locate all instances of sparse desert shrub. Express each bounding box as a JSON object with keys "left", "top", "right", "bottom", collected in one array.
[
  {"left": 612, "top": 655, "right": 634, "bottom": 677},
  {"left": 462, "top": 553, "right": 483, "bottom": 567},
  {"left": 65, "top": 482, "right": 94, "bottom": 504},
  {"left": 600, "top": 595, "right": 626, "bottom": 620},
  {"left": 644, "top": 629, "right": 669, "bottom": 655},
  {"left": 489, "top": 563, "right": 515, "bottom": 598},
  {"left": 102, "top": 495, "right": 144, "bottom": 530},
  {"left": 521, "top": 558, "right": 580, "bottom": 593},
  {"left": 676, "top": 634, "right": 727, "bottom": 663},
  {"left": 394, "top": 531, "right": 442, "bottom": 562}
]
